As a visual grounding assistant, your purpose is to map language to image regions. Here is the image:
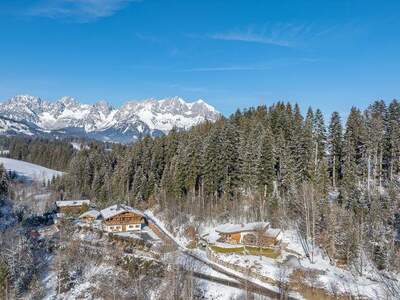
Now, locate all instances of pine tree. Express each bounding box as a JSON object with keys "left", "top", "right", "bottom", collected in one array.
[
  {"left": 256, "top": 125, "right": 276, "bottom": 195},
  {"left": 291, "top": 104, "right": 307, "bottom": 180},
  {"left": 364, "top": 100, "right": 387, "bottom": 189},
  {"left": 387, "top": 100, "right": 400, "bottom": 180},
  {"left": 313, "top": 109, "right": 327, "bottom": 162},
  {"left": 328, "top": 111, "right": 343, "bottom": 189},
  {"left": 220, "top": 121, "right": 240, "bottom": 198},
  {"left": 202, "top": 126, "right": 224, "bottom": 197},
  {"left": 303, "top": 107, "right": 315, "bottom": 180},
  {"left": 342, "top": 107, "right": 367, "bottom": 204}
]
